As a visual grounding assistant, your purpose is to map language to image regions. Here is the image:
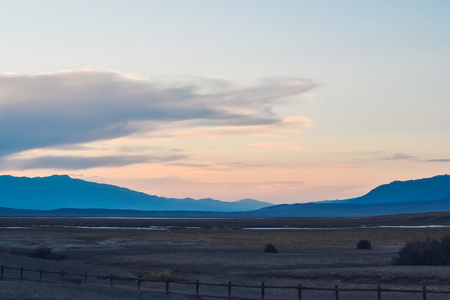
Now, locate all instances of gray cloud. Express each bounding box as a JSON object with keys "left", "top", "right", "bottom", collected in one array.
[
  {"left": 422, "top": 159, "right": 450, "bottom": 163},
  {"left": 378, "top": 153, "right": 450, "bottom": 163},
  {"left": 0, "top": 154, "right": 185, "bottom": 170},
  {"left": 0, "top": 70, "right": 317, "bottom": 156},
  {"left": 383, "top": 153, "right": 418, "bottom": 160}
]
